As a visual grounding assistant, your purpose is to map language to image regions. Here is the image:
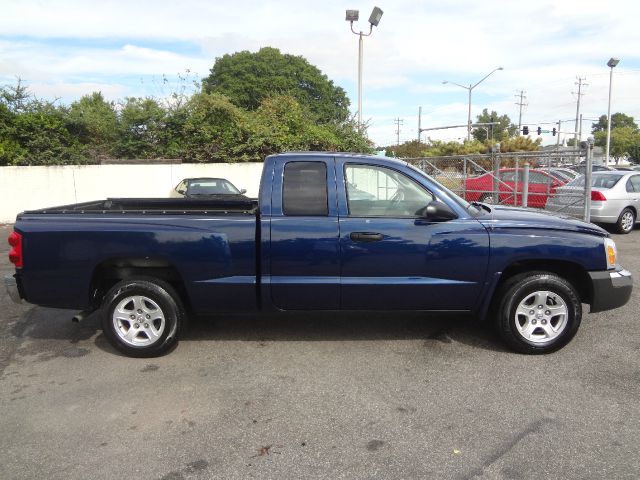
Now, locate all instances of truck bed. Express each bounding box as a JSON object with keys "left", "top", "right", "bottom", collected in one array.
[{"left": 22, "top": 197, "right": 258, "bottom": 216}]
